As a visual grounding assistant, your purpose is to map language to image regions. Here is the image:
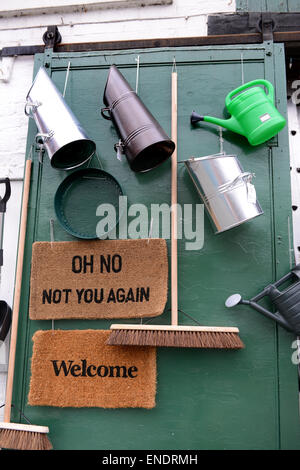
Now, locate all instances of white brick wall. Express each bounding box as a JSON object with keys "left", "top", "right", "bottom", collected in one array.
[
  {"left": 0, "top": 0, "right": 237, "bottom": 420},
  {"left": 0, "top": 0, "right": 236, "bottom": 176}
]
